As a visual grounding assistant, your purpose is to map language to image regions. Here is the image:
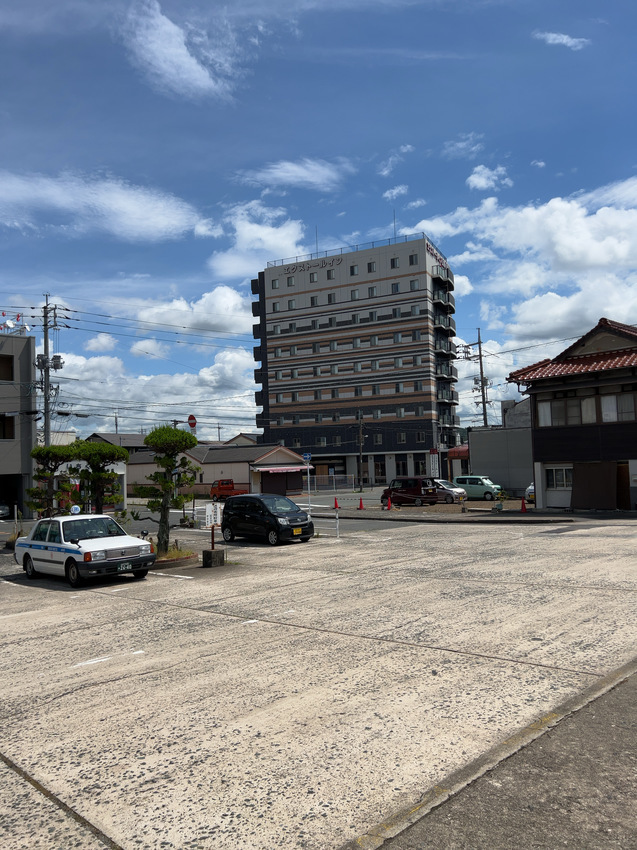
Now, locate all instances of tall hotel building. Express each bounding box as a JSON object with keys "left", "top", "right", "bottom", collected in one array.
[{"left": 251, "top": 234, "right": 459, "bottom": 483}]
